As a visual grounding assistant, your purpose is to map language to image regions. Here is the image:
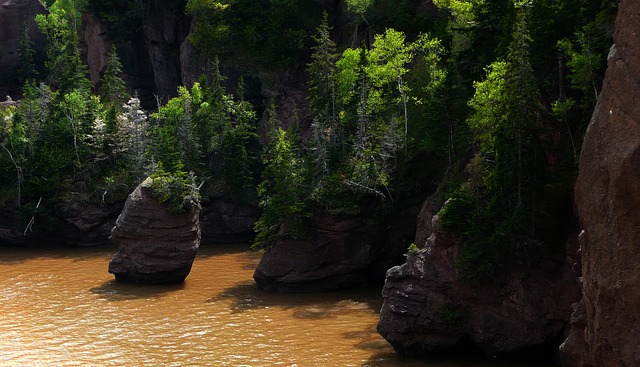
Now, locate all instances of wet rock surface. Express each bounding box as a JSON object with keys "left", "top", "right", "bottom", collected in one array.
[{"left": 108, "top": 178, "right": 201, "bottom": 284}]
